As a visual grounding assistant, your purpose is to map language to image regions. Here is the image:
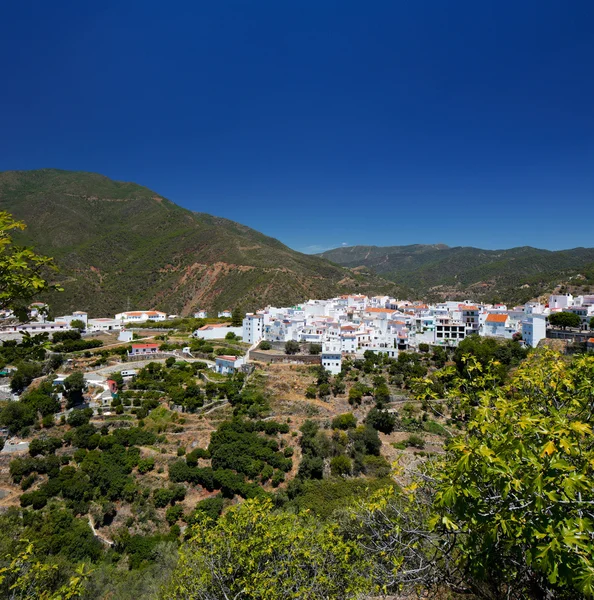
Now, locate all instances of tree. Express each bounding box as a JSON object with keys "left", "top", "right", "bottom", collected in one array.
[
  {"left": 330, "top": 455, "right": 352, "bottom": 477},
  {"left": 0, "top": 212, "right": 60, "bottom": 322},
  {"left": 430, "top": 350, "right": 594, "bottom": 598},
  {"left": 309, "top": 343, "right": 322, "bottom": 355},
  {"left": 0, "top": 401, "right": 35, "bottom": 434},
  {"left": 67, "top": 407, "right": 93, "bottom": 427},
  {"left": 331, "top": 413, "right": 357, "bottom": 430},
  {"left": 225, "top": 331, "right": 236, "bottom": 340},
  {"left": 590, "top": 316, "right": 594, "bottom": 330},
  {"left": 63, "top": 372, "right": 86, "bottom": 408},
  {"left": 548, "top": 311, "right": 581, "bottom": 329},
  {"left": 162, "top": 498, "right": 373, "bottom": 600},
  {"left": 0, "top": 540, "right": 91, "bottom": 600},
  {"left": 366, "top": 408, "right": 396, "bottom": 434},
  {"left": 374, "top": 384, "right": 391, "bottom": 408},
  {"left": 284, "top": 340, "right": 300, "bottom": 355},
  {"left": 259, "top": 340, "right": 271, "bottom": 351},
  {"left": 231, "top": 307, "right": 243, "bottom": 327},
  {"left": 10, "top": 362, "right": 43, "bottom": 394},
  {"left": 69, "top": 319, "right": 86, "bottom": 330}
]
